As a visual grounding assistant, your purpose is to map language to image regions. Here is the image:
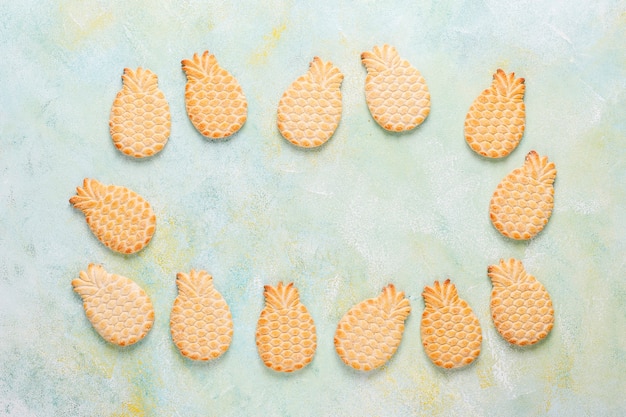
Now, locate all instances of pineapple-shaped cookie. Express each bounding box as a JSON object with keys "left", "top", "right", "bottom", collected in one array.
[
  {"left": 109, "top": 67, "right": 171, "bottom": 158},
  {"left": 277, "top": 57, "right": 344, "bottom": 148},
  {"left": 72, "top": 264, "right": 154, "bottom": 346},
  {"left": 170, "top": 270, "right": 234, "bottom": 361},
  {"left": 70, "top": 178, "right": 156, "bottom": 254},
  {"left": 489, "top": 150, "right": 557, "bottom": 240},
  {"left": 334, "top": 284, "right": 411, "bottom": 371},
  {"left": 256, "top": 282, "right": 316, "bottom": 372},
  {"left": 182, "top": 51, "right": 247, "bottom": 139},
  {"left": 361, "top": 44, "right": 430, "bottom": 132},
  {"left": 465, "top": 69, "right": 525, "bottom": 158},
  {"left": 421, "top": 280, "right": 482, "bottom": 369},
  {"left": 488, "top": 259, "right": 554, "bottom": 346}
]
